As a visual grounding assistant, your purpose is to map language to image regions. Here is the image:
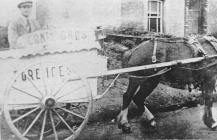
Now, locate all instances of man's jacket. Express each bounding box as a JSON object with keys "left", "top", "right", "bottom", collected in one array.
[{"left": 8, "top": 16, "right": 41, "bottom": 48}]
